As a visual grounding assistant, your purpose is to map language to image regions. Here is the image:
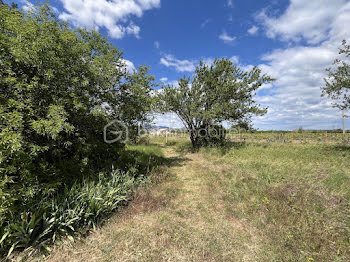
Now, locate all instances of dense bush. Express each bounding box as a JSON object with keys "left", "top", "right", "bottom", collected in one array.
[
  {"left": 0, "top": 3, "right": 156, "bottom": 257},
  {"left": 0, "top": 143, "right": 164, "bottom": 258},
  {"left": 0, "top": 3, "right": 126, "bottom": 188},
  {"left": 196, "top": 124, "right": 226, "bottom": 147}
]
